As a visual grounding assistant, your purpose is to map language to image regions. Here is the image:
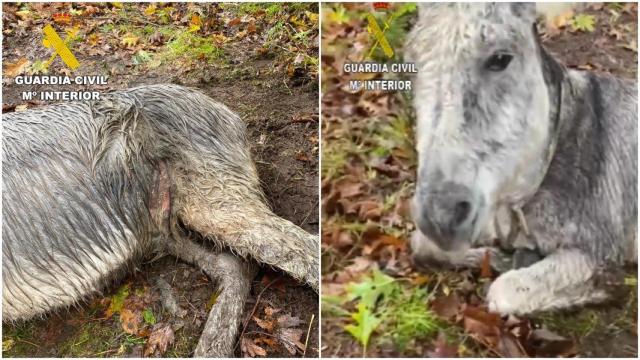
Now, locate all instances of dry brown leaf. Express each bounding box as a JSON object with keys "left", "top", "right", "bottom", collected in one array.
[
  {"left": 277, "top": 314, "right": 304, "bottom": 328},
  {"left": 548, "top": 9, "right": 575, "bottom": 31},
  {"left": 480, "top": 249, "right": 492, "bottom": 278},
  {"left": 121, "top": 35, "right": 139, "bottom": 48},
  {"left": 143, "top": 324, "right": 174, "bottom": 357},
  {"left": 335, "top": 180, "right": 362, "bottom": 198},
  {"left": 363, "top": 234, "right": 406, "bottom": 256},
  {"left": 253, "top": 316, "right": 274, "bottom": 331},
  {"left": 190, "top": 14, "right": 202, "bottom": 27},
  {"left": 325, "top": 230, "right": 354, "bottom": 249},
  {"left": 530, "top": 327, "right": 577, "bottom": 357},
  {"left": 431, "top": 292, "right": 462, "bottom": 321},
  {"left": 497, "top": 333, "right": 528, "bottom": 357},
  {"left": 295, "top": 150, "right": 311, "bottom": 162},
  {"left": 264, "top": 306, "right": 281, "bottom": 318},
  {"left": 357, "top": 200, "right": 382, "bottom": 220},
  {"left": 462, "top": 305, "right": 501, "bottom": 344},
  {"left": 241, "top": 337, "right": 267, "bottom": 357},
  {"left": 4, "top": 57, "right": 30, "bottom": 77},
  {"left": 332, "top": 257, "right": 377, "bottom": 283},
  {"left": 426, "top": 331, "right": 458, "bottom": 357},
  {"left": 247, "top": 20, "right": 257, "bottom": 33},
  {"left": 119, "top": 308, "right": 142, "bottom": 335},
  {"left": 277, "top": 328, "right": 305, "bottom": 355},
  {"left": 255, "top": 336, "right": 277, "bottom": 348}
]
